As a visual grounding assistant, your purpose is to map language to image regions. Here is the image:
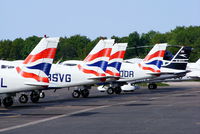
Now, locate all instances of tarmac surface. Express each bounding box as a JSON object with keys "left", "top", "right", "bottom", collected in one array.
[{"left": 0, "top": 82, "right": 200, "bottom": 134}]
